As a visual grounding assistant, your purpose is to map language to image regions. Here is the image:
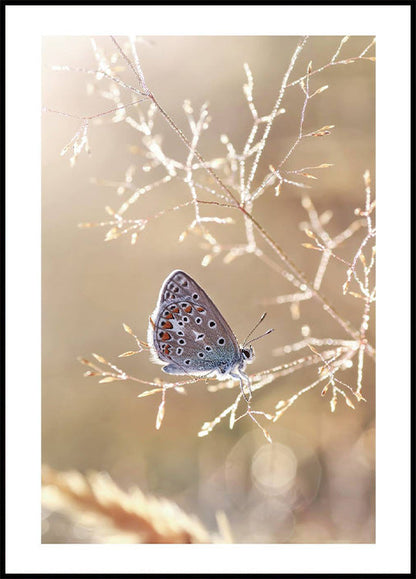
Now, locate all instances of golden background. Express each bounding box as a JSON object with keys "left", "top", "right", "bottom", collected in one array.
[{"left": 42, "top": 36, "right": 375, "bottom": 543}]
